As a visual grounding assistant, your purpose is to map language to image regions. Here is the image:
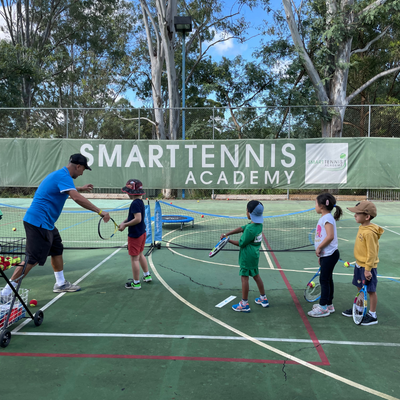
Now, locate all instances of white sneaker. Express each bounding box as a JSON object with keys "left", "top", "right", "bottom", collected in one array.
[
  {"left": 308, "top": 304, "right": 330, "bottom": 318},
  {"left": 53, "top": 281, "right": 81, "bottom": 293},
  {"left": 327, "top": 304, "right": 335, "bottom": 313}
]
